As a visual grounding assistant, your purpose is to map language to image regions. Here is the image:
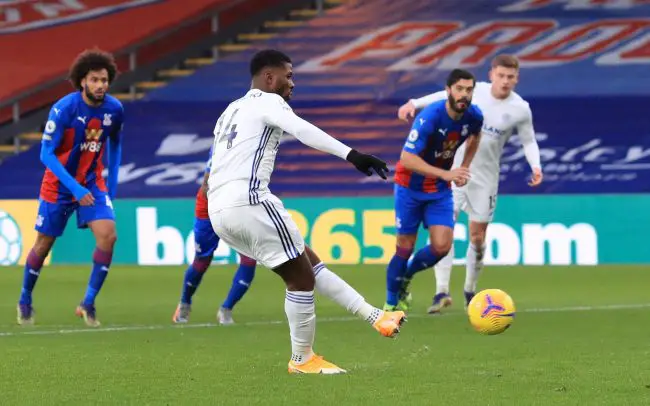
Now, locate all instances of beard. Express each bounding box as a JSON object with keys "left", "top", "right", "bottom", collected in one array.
[
  {"left": 448, "top": 93, "right": 470, "bottom": 113},
  {"left": 84, "top": 85, "right": 104, "bottom": 103},
  {"left": 277, "top": 84, "right": 292, "bottom": 101}
]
